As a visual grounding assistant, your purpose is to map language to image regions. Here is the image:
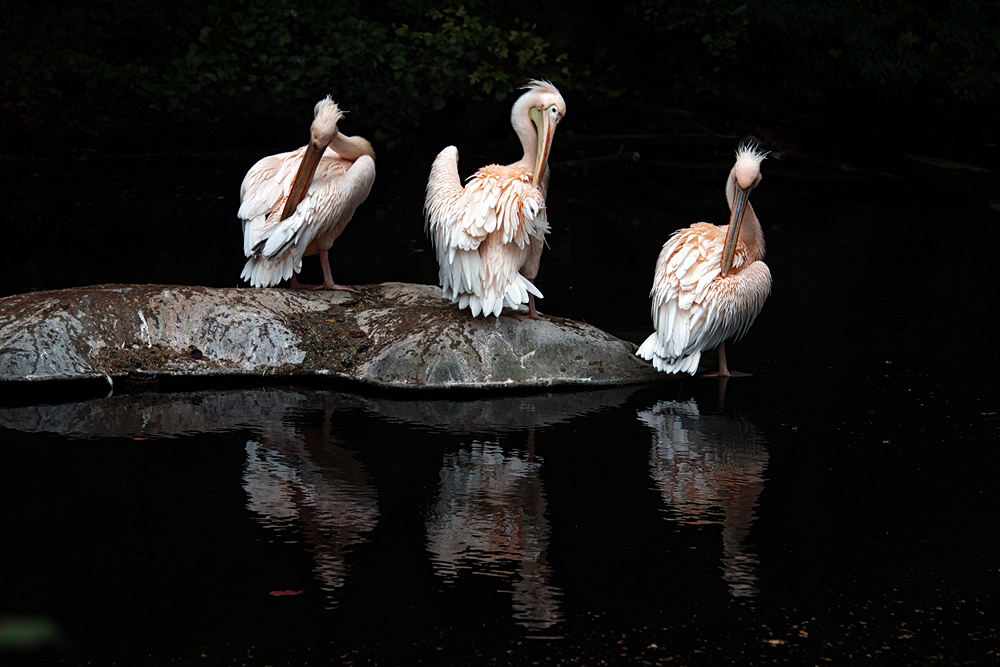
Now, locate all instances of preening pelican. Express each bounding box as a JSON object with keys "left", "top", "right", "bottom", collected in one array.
[
  {"left": 425, "top": 80, "right": 566, "bottom": 319},
  {"left": 239, "top": 97, "right": 376, "bottom": 291},
  {"left": 637, "top": 144, "right": 771, "bottom": 376}
]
